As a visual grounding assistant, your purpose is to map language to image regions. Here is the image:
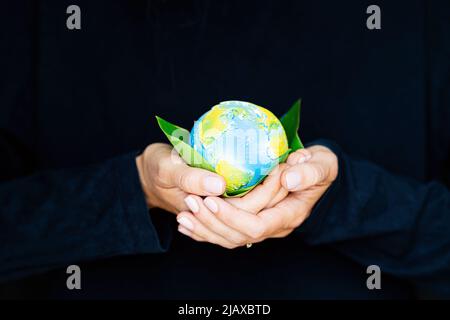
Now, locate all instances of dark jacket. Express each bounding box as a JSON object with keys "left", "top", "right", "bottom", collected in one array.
[{"left": 0, "top": 0, "right": 449, "bottom": 299}]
